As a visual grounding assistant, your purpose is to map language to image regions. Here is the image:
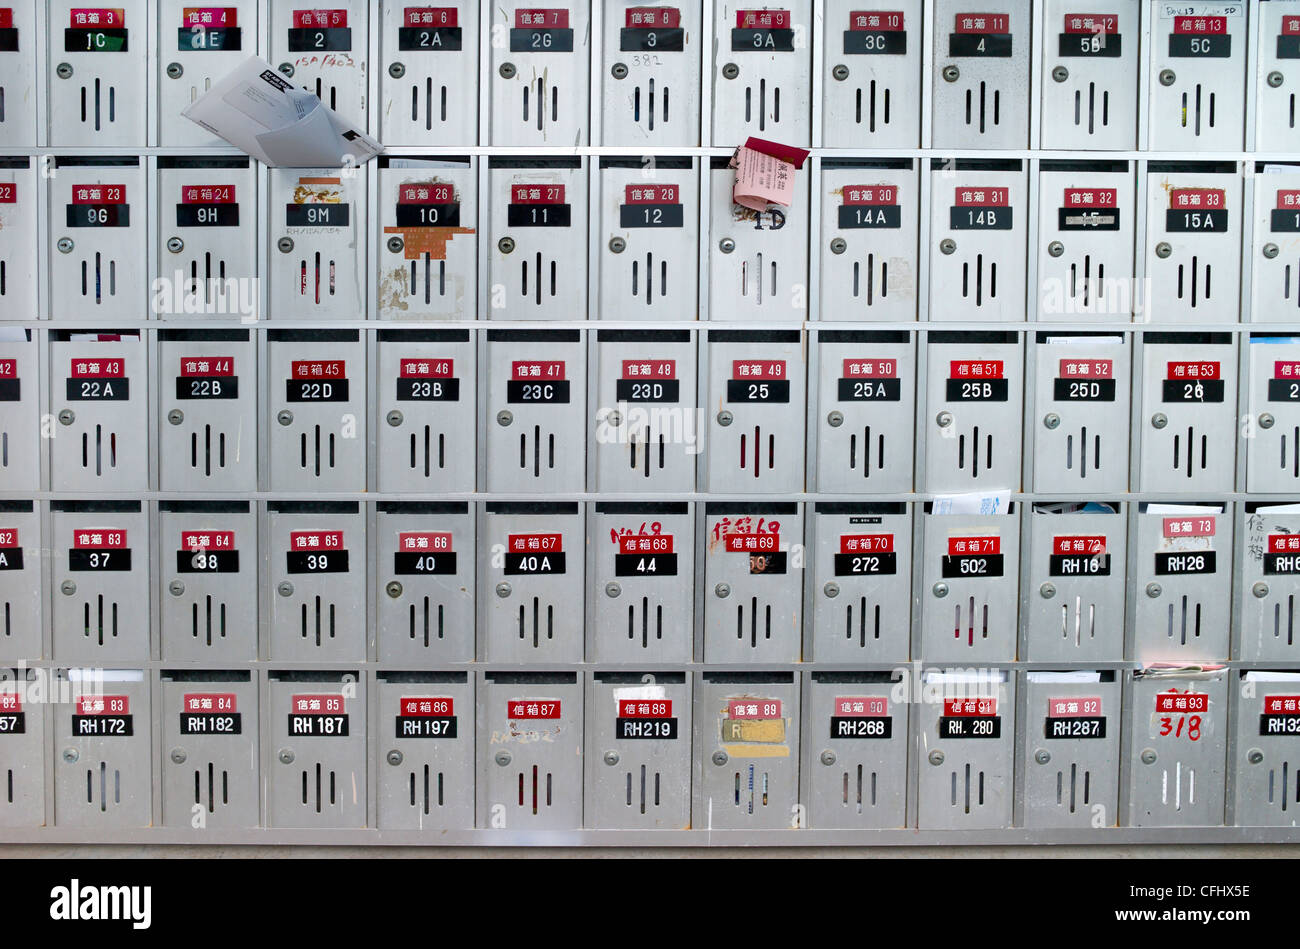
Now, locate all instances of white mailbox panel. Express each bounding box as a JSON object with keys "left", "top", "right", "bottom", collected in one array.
[
  {"left": 1240, "top": 505, "right": 1300, "bottom": 661},
  {"left": 269, "top": 167, "right": 367, "bottom": 320},
  {"left": 48, "top": 0, "right": 147, "bottom": 146},
  {"left": 1148, "top": 1, "right": 1246, "bottom": 151},
  {"left": 0, "top": 503, "right": 40, "bottom": 659},
  {"left": 1039, "top": 2, "right": 1139, "bottom": 149},
  {"left": 712, "top": 0, "right": 812, "bottom": 144},
  {"left": 1232, "top": 671, "right": 1300, "bottom": 826},
  {"left": 931, "top": 0, "right": 1031, "bottom": 149},
  {"left": 0, "top": 1, "right": 36, "bottom": 144},
  {"left": 1144, "top": 166, "right": 1242, "bottom": 323},
  {"left": 1250, "top": 166, "right": 1300, "bottom": 321},
  {"left": 49, "top": 160, "right": 146, "bottom": 320},
  {"left": 0, "top": 159, "right": 37, "bottom": 318},
  {"left": 1257, "top": 2, "right": 1300, "bottom": 151},
  {"left": 1246, "top": 336, "right": 1300, "bottom": 492},
  {"left": 920, "top": 507, "right": 1020, "bottom": 662},
  {"left": 54, "top": 669, "right": 151, "bottom": 827},
  {"left": 157, "top": 0, "right": 254, "bottom": 146},
  {"left": 488, "top": 0, "right": 590, "bottom": 146},
  {"left": 378, "top": 0, "right": 479, "bottom": 146},
  {"left": 1036, "top": 163, "right": 1135, "bottom": 320},
  {"left": 601, "top": 1, "right": 701, "bottom": 146},
  {"left": 269, "top": 1, "right": 368, "bottom": 126},
  {"left": 822, "top": 1, "right": 921, "bottom": 147},
  {"left": 0, "top": 330, "right": 38, "bottom": 491}
]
